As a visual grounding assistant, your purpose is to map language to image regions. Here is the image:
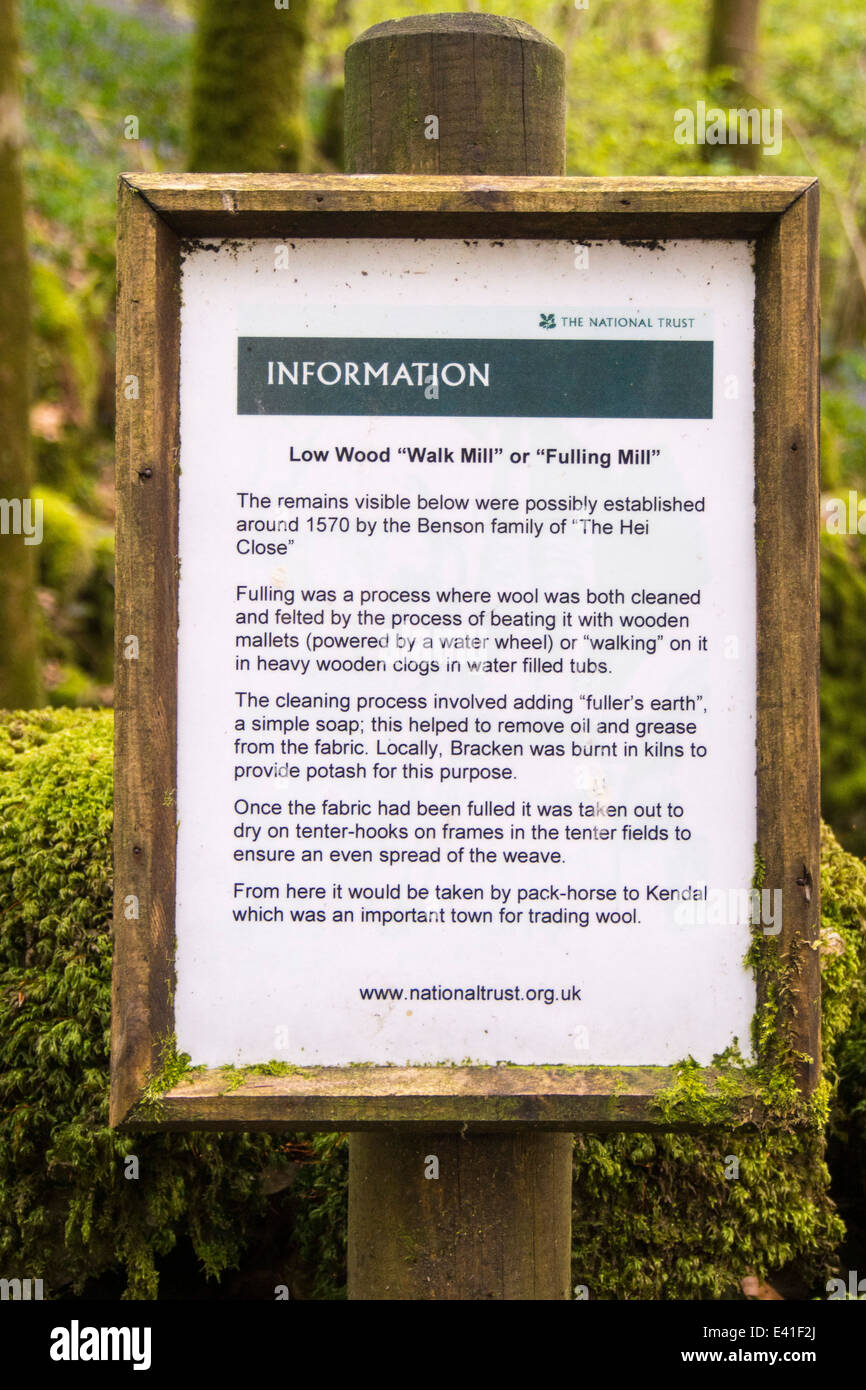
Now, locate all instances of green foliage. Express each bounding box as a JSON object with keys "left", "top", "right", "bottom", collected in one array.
[
  {"left": 31, "top": 487, "right": 113, "bottom": 704},
  {"left": 29, "top": 257, "right": 106, "bottom": 508},
  {"left": 821, "top": 533, "right": 866, "bottom": 857},
  {"left": 819, "top": 823, "right": 866, "bottom": 1066},
  {"left": 289, "top": 1133, "right": 349, "bottom": 1299},
  {"left": 21, "top": 0, "right": 189, "bottom": 253},
  {"left": 0, "top": 710, "right": 275, "bottom": 1297},
  {"left": 21, "top": 0, "right": 190, "bottom": 437},
  {"left": 33, "top": 486, "right": 90, "bottom": 600},
  {"left": 826, "top": 830, "right": 866, "bottom": 1210},
  {"left": 31, "top": 262, "right": 98, "bottom": 430},
  {"left": 572, "top": 1130, "right": 839, "bottom": 1300},
  {"left": 75, "top": 532, "right": 114, "bottom": 685},
  {"left": 40, "top": 663, "right": 98, "bottom": 709},
  {"left": 820, "top": 355, "right": 866, "bottom": 858},
  {"left": 836, "top": 1025, "right": 866, "bottom": 1214},
  {"left": 19, "top": 0, "right": 192, "bottom": 692}
]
